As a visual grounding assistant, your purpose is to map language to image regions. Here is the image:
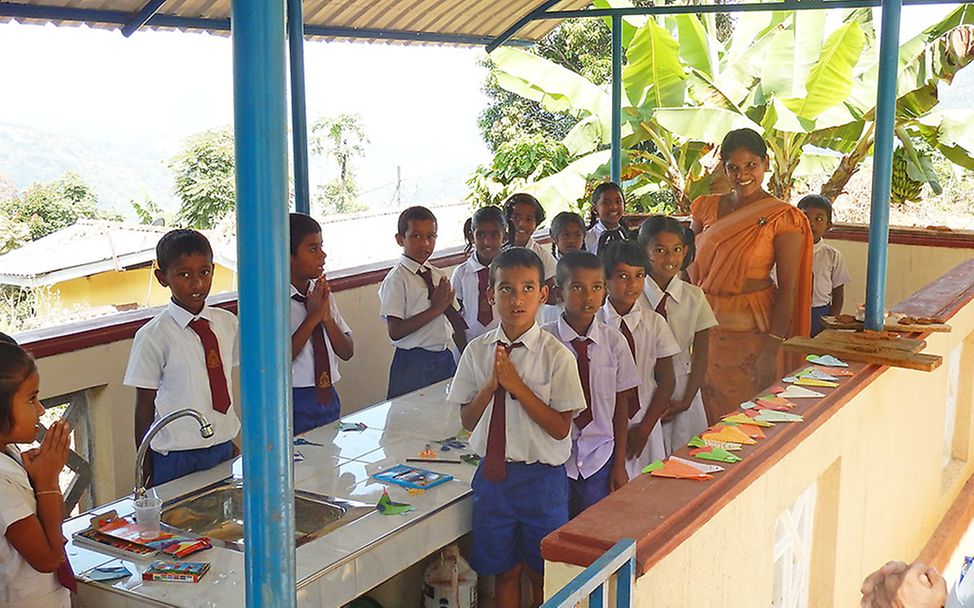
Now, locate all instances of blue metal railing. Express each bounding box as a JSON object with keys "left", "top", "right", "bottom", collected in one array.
[{"left": 541, "top": 539, "right": 637, "bottom": 608}]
